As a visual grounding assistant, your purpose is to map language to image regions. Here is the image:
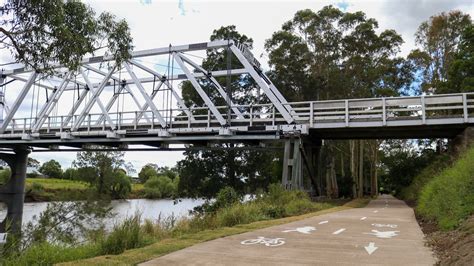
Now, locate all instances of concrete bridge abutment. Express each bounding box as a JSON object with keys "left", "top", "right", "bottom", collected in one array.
[{"left": 0, "top": 147, "right": 29, "bottom": 237}]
